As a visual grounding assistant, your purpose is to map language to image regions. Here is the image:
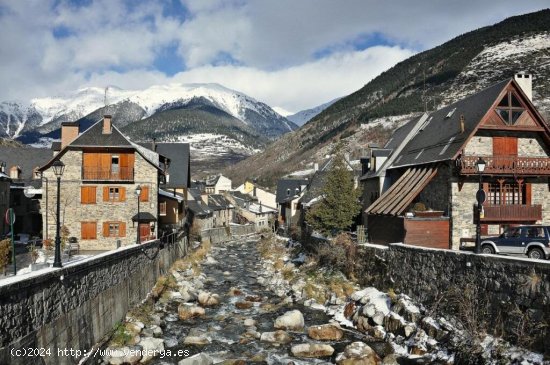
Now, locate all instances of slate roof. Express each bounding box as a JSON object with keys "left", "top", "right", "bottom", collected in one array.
[
  {"left": 187, "top": 200, "right": 212, "bottom": 218},
  {"left": 208, "top": 194, "right": 233, "bottom": 211},
  {"left": 390, "top": 79, "right": 510, "bottom": 169},
  {"left": 276, "top": 179, "right": 308, "bottom": 204},
  {"left": 139, "top": 142, "right": 190, "bottom": 189},
  {"left": 69, "top": 119, "right": 132, "bottom": 148},
  {"left": 300, "top": 171, "right": 327, "bottom": 205},
  {"left": 51, "top": 142, "right": 61, "bottom": 152},
  {"left": 0, "top": 146, "right": 52, "bottom": 185}
]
